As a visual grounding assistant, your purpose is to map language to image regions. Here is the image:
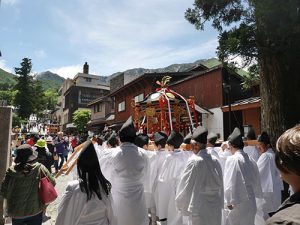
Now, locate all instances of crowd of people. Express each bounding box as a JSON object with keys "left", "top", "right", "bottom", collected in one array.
[{"left": 1, "top": 116, "right": 300, "bottom": 225}]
